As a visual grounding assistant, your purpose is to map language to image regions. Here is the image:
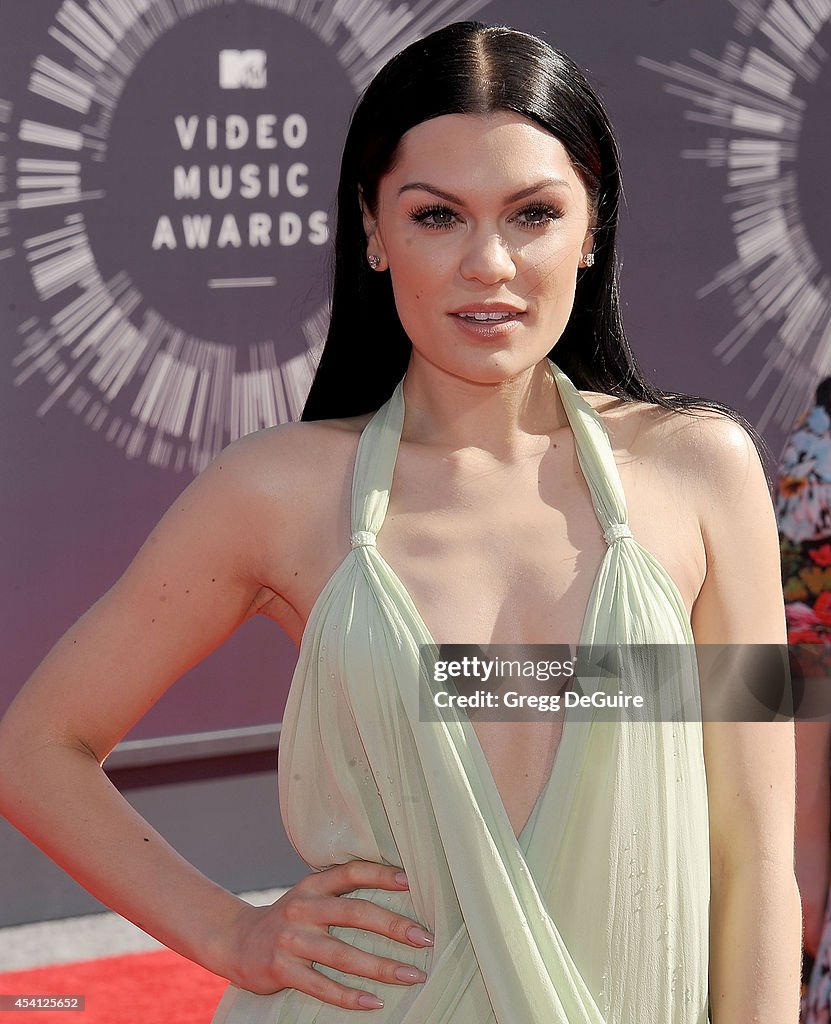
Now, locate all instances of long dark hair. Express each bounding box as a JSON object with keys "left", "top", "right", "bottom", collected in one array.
[{"left": 300, "top": 21, "right": 772, "bottom": 480}]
